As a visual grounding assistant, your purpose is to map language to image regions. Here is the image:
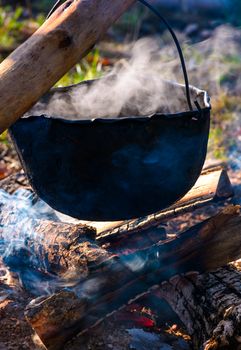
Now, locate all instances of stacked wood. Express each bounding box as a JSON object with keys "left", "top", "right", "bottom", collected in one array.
[
  {"left": 0, "top": 166, "right": 239, "bottom": 350},
  {"left": 22, "top": 205, "right": 241, "bottom": 350}
]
